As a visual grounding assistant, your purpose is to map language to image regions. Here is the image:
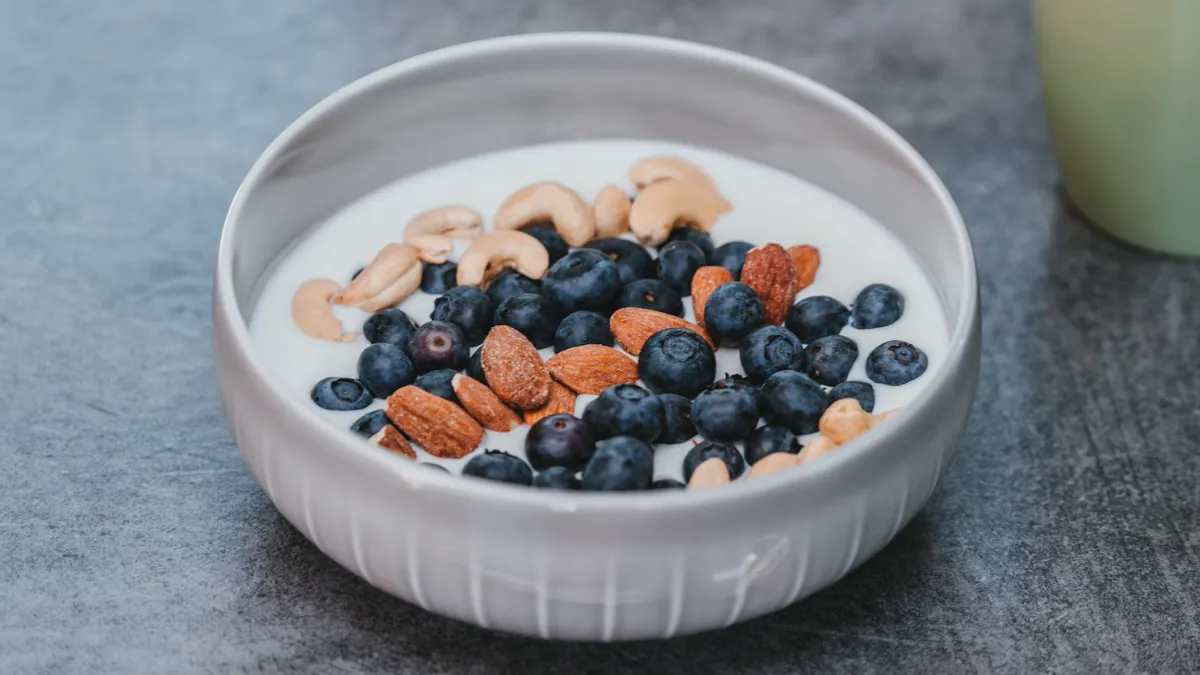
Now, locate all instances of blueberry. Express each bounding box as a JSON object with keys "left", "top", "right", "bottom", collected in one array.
[
  {"left": 525, "top": 413, "right": 595, "bottom": 472},
  {"left": 580, "top": 436, "right": 654, "bottom": 491},
  {"left": 542, "top": 250, "right": 621, "bottom": 314},
  {"left": 356, "top": 343, "right": 416, "bottom": 398},
  {"left": 494, "top": 293, "right": 561, "bottom": 349},
  {"left": 711, "top": 373, "right": 757, "bottom": 391},
  {"left": 582, "top": 384, "right": 664, "bottom": 443},
  {"left": 691, "top": 386, "right": 760, "bottom": 441},
  {"left": 419, "top": 463, "right": 449, "bottom": 472},
  {"left": 584, "top": 237, "right": 655, "bottom": 287},
  {"left": 662, "top": 228, "right": 714, "bottom": 260},
  {"left": 461, "top": 450, "right": 533, "bottom": 486},
  {"left": 785, "top": 296, "right": 850, "bottom": 343},
  {"left": 414, "top": 368, "right": 459, "bottom": 404},
  {"left": 656, "top": 240, "right": 706, "bottom": 296},
  {"left": 740, "top": 325, "right": 805, "bottom": 384},
  {"left": 744, "top": 425, "right": 799, "bottom": 465},
  {"left": 710, "top": 241, "right": 754, "bottom": 279},
  {"left": 431, "top": 286, "right": 493, "bottom": 346},
  {"left": 466, "top": 348, "right": 487, "bottom": 385},
  {"left": 349, "top": 409, "right": 394, "bottom": 437},
  {"left": 532, "top": 466, "right": 581, "bottom": 490},
  {"left": 805, "top": 334, "right": 859, "bottom": 386},
  {"left": 829, "top": 380, "right": 876, "bottom": 413},
  {"left": 617, "top": 279, "right": 683, "bottom": 316},
  {"left": 524, "top": 222, "right": 569, "bottom": 265},
  {"left": 865, "top": 340, "right": 928, "bottom": 385},
  {"left": 362, "top": 308, "right": 418, "bottom": 349},
  {"left": 409, "top": 321, "right": 469, "bottom": 373},
  {"left": 682, "top": 440, "right": 745, "bottom": 482},
  {"left": 658, "top": 393, "right": 696, "bottom": 444},
  {"left": 311, "top": 377, "right": 374, "bottom": 411},
  {"left": 487, "top": 268, "right": 542, "bottom": 307},
  {"left": 554, "top": 310, "right": 614, "bottom": 352},
  {"left": 850, "top": 283, "right": 905, "bottom": 329},
  {"left": 420, "top": 261, "right": 458, "bottom": 294},
  {"left": 638, "top": 328, "right": 717, "bottom": 399},
  {"left": 649, "top": 478, "right": 686, "bottom": 490},
  {"left": 759, "top": 370, "right": 829, "bottom": 434},
  {"left": 703, "top": 282, "right": 764, "bottom": 346}
]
